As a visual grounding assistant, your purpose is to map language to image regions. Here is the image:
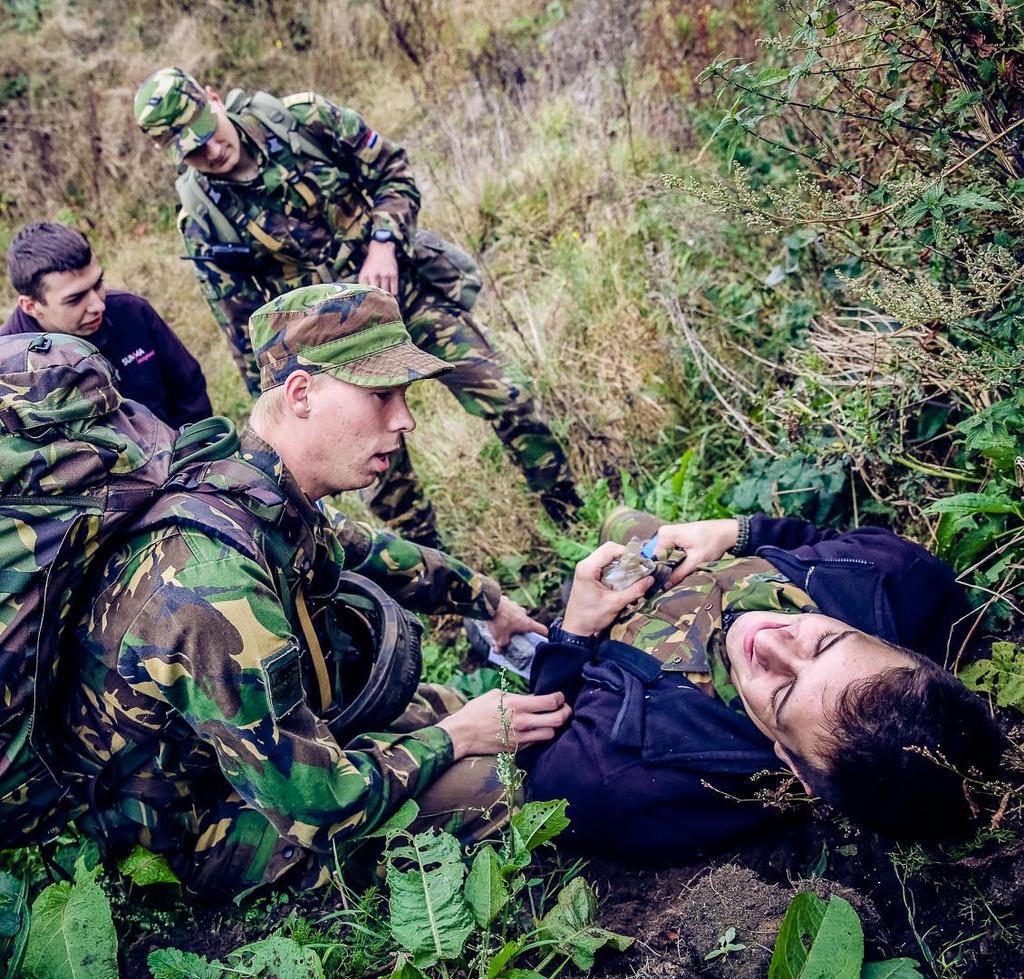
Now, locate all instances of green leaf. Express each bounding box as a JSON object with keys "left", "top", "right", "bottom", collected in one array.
[
  {"left": 925, "top": 493, "right": 1022, "bottom": 518},
  {"left": 899, "top": 200, "right": 933, "bottom": 227},
  {"left": 389, "top": 960, "right": 429, "bottom": 979},
  {"left": 118, "top": 846, "right": 181, "bottom": 887},
  {"left": 0, "top": 871, "right": 29, "bottom": 979},
  {"left": 802, "top": 897, "right": 863, "bottom": 978},
  {"left": 364, "top": 799, "right": 421, "bottom": 840},
  {"left": 22, "top": 860, "right": 118, "bottom": 979},
  {"left": 537, "top": 877, "right": 633, "bottom": 969},
  {"left": 386, "top": 829, "right": 475, "bottom": 967},
  {"left": 148, "top": 947, "right": 224, "bottom": 979},
  {"left": 943, "top": 189, "right": 1003, "bottom": 212},
  {"left": 958, "top": 642, "right": 1024, "bottom": 710},
  {"left": 486, "top": 940, "right": 523, "bottom": 979},
  {"left": 464, "top": 846, "right": 509, "bottom": 927},
  {"left": 957, "top": 398, "right": 1024, "bottom": 468},
  {"left": 509, "top": 799, "right": 570, "bottom": 852},
  {"left": 861, "top": 959, "right": 924, "bottom": 979},
  {"left": 226, "top": 937, "right": 324, "bottom": 978},
  {"left": 769, "top": 893, "right": 863, "bottom": 979},
  {"left": 769, "top": 894, "right": 825, "bottom": 979},
  {"left": 503, "top": 826, "right": 533, "bottom": 871},
  {"left": 0, "top": 872, "right": 25, "bottom": 938}
]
